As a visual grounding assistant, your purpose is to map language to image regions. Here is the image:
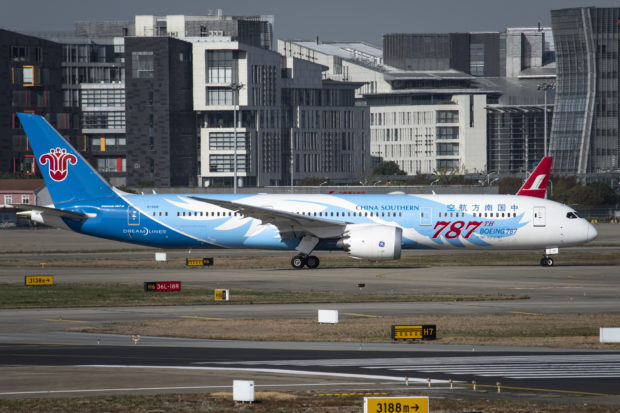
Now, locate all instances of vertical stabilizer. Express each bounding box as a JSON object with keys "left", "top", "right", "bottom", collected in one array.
[
  {"left": 17, "top": 113, "right": 119, "bottom": 205},
  {"left": 516, "top": 157, "right": 553, "bottom": 199}
]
